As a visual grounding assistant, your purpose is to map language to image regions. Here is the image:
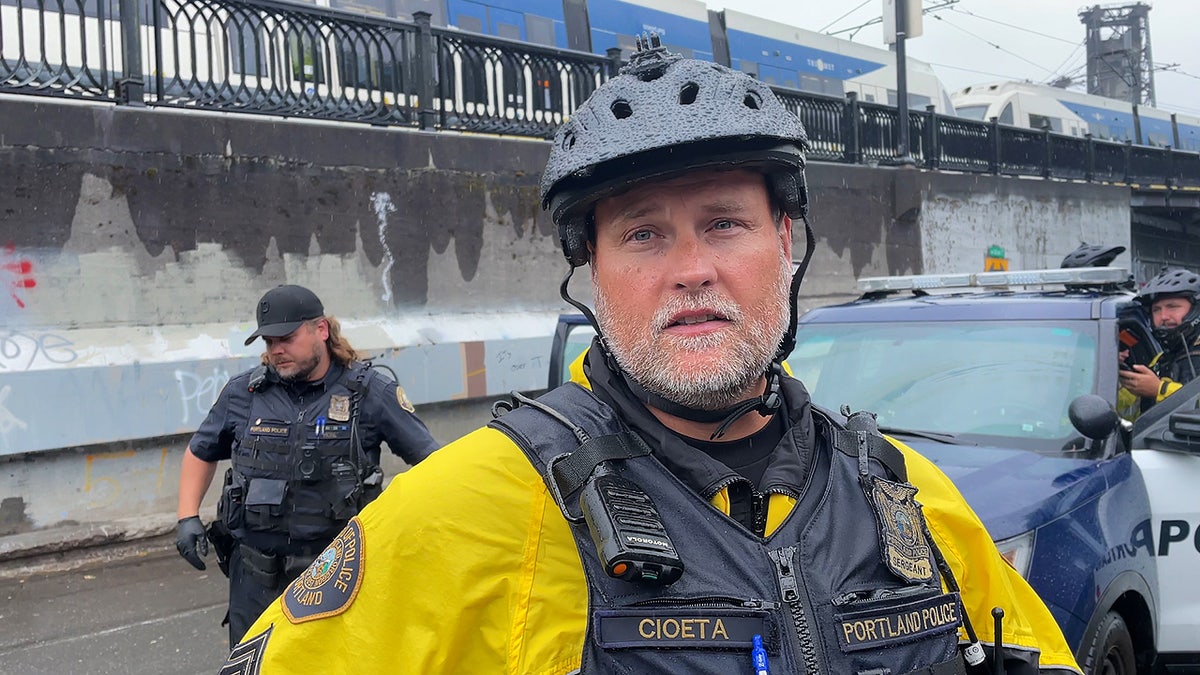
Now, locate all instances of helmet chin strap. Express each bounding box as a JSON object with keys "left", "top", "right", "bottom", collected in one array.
[{"left": 557, "top": 215, "right": 815, "bottom": 441}]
